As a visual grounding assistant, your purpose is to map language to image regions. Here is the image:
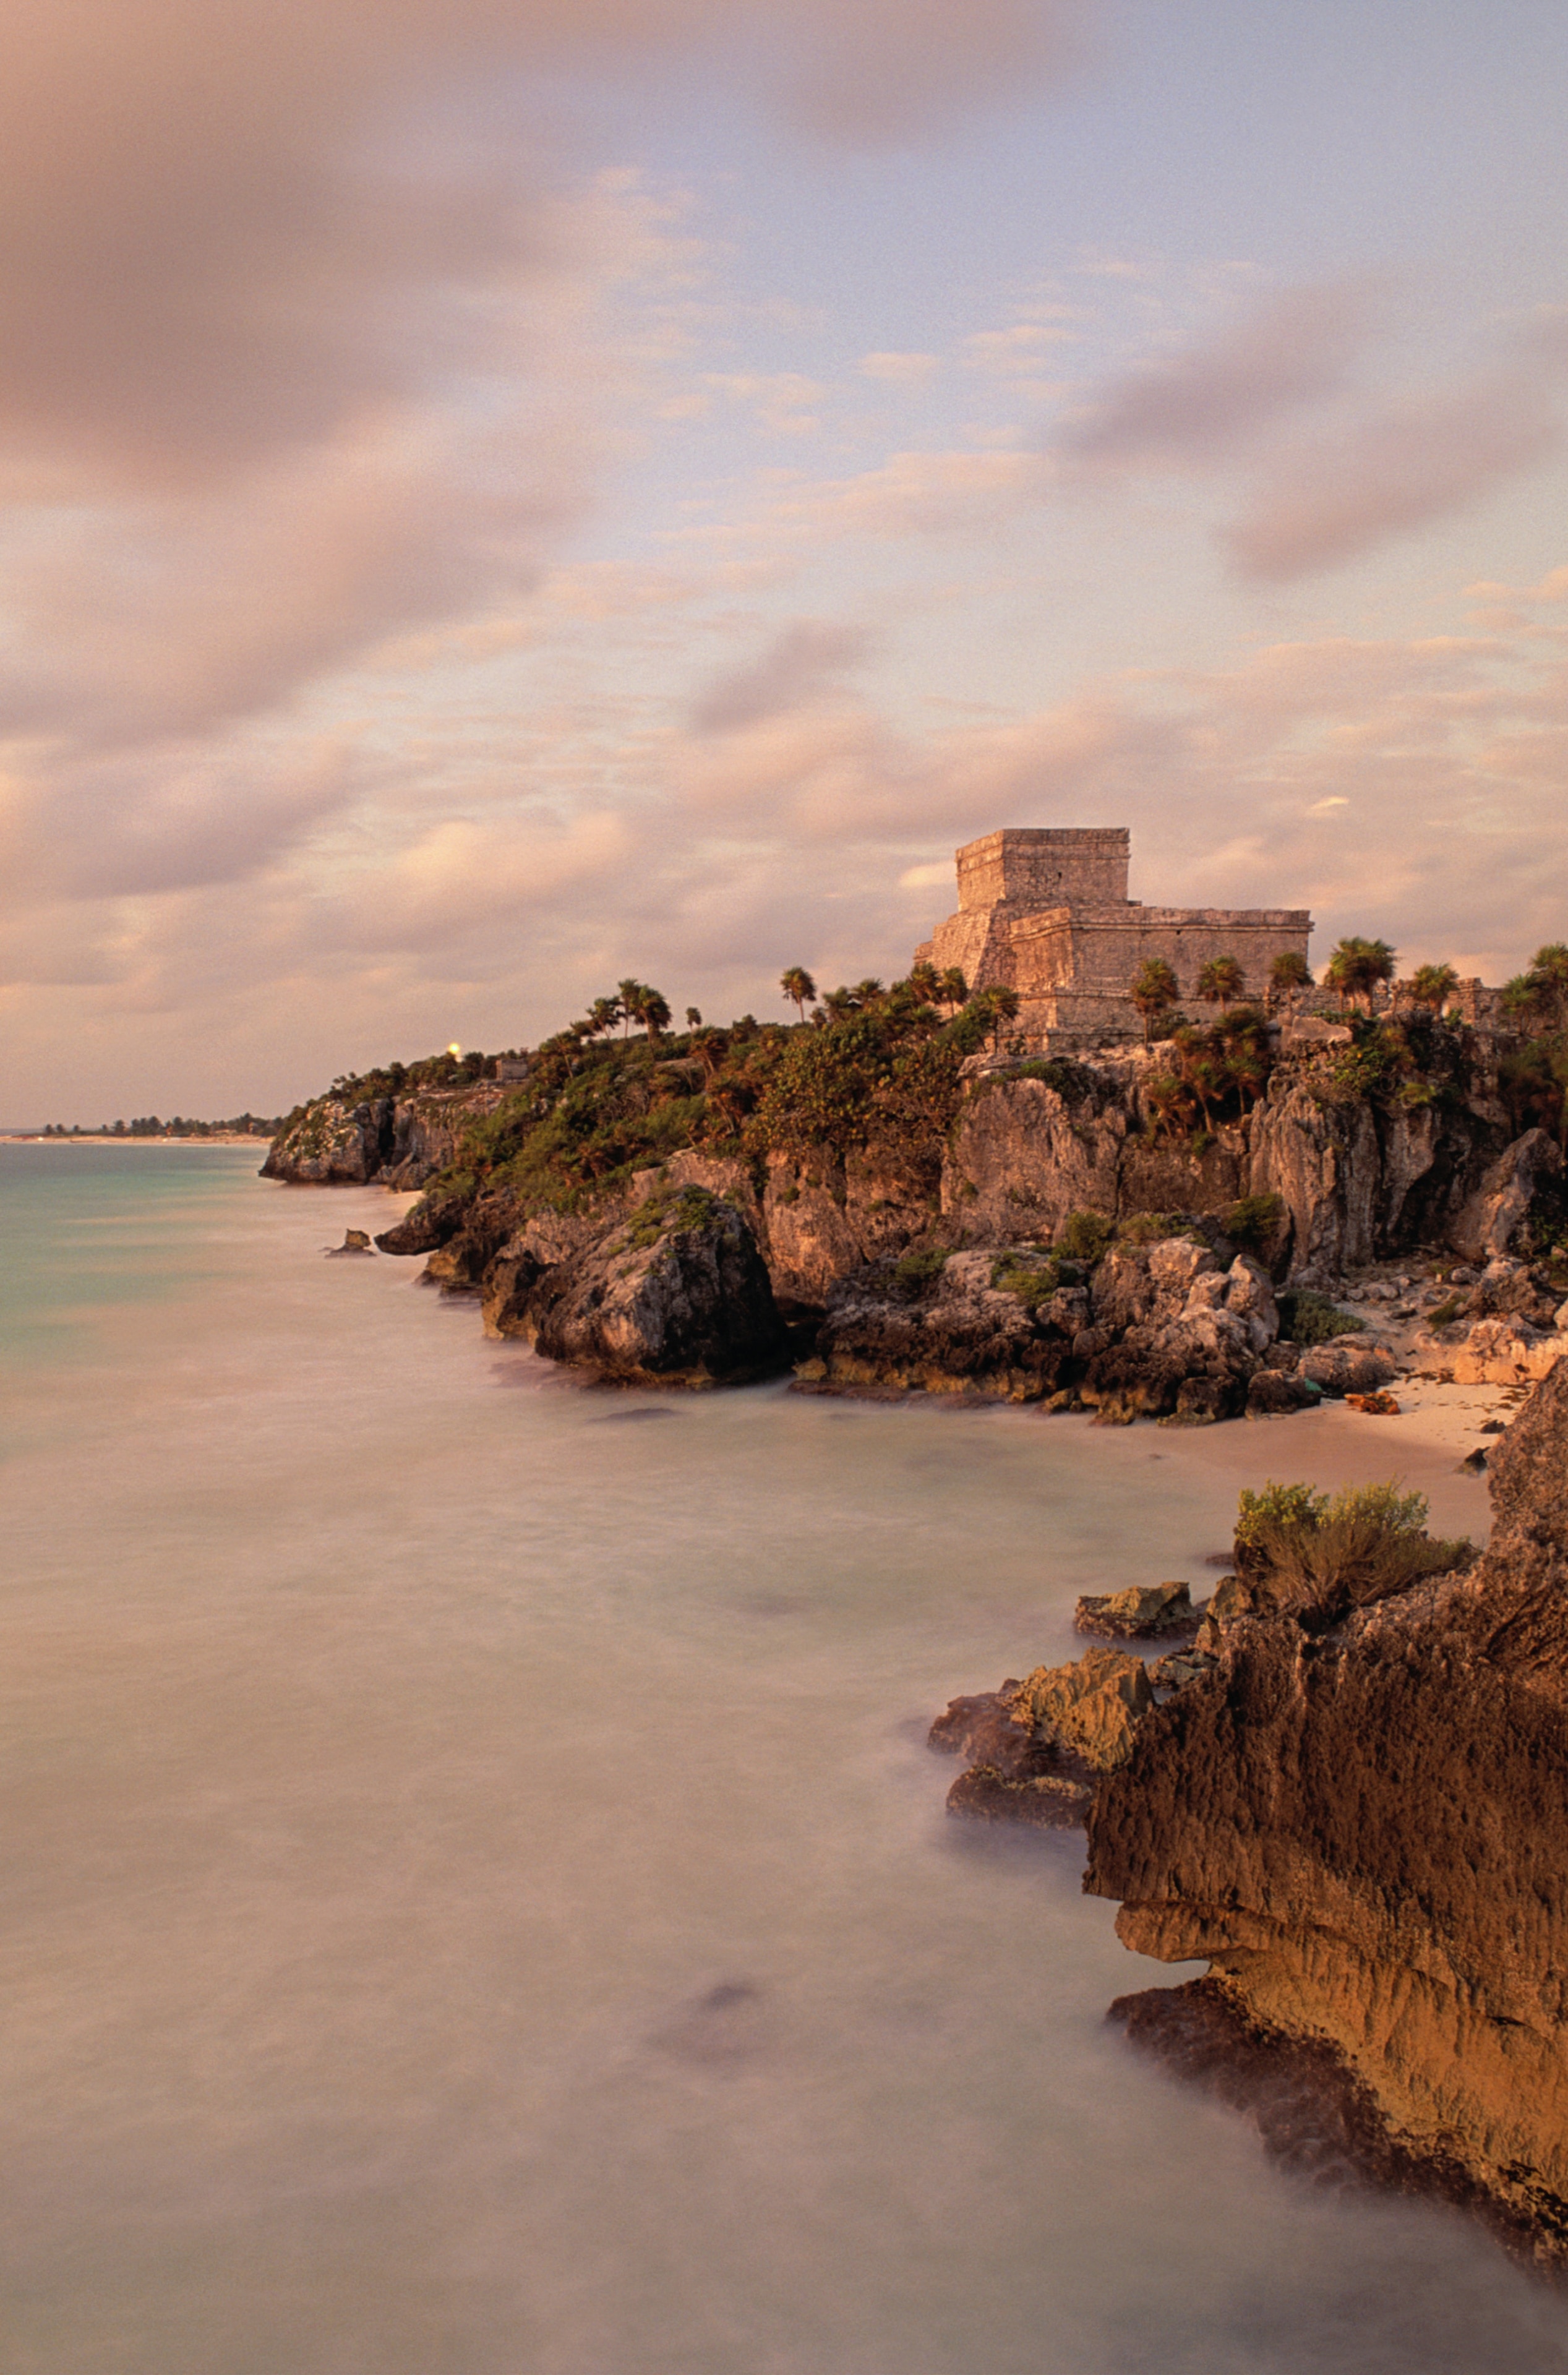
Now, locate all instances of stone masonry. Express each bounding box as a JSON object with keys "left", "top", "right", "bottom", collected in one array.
[{"left": 915, "top": 828, "right": 1313, "bottom": 1051}]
